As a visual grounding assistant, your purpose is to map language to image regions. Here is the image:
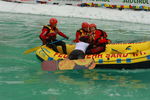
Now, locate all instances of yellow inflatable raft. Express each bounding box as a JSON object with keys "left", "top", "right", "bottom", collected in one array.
[{"left": 36, "top": 41, "right": 150, "bottom": 69}]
